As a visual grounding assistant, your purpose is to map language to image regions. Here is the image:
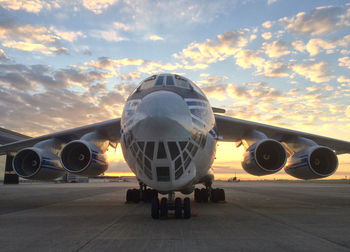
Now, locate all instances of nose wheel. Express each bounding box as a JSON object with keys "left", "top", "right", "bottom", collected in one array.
[{"left": 151, "top": 195, "right": 191, "bottom": 219}]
